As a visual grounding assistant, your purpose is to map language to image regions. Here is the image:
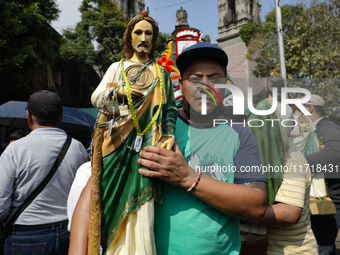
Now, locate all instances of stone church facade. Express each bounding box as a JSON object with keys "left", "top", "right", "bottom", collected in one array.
[
  {"left": 217, "top": 0, "right": 264, "bottom": 99},
  {"left": 112, "top": 0, "right": 145, "bottom": 18}
]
